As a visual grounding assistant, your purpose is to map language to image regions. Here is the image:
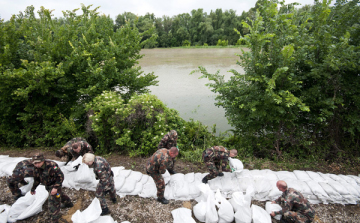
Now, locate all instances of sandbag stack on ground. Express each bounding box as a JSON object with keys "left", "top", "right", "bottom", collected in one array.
[{"left": 1, "top": 156, "right": 360, "bottom": 222}]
